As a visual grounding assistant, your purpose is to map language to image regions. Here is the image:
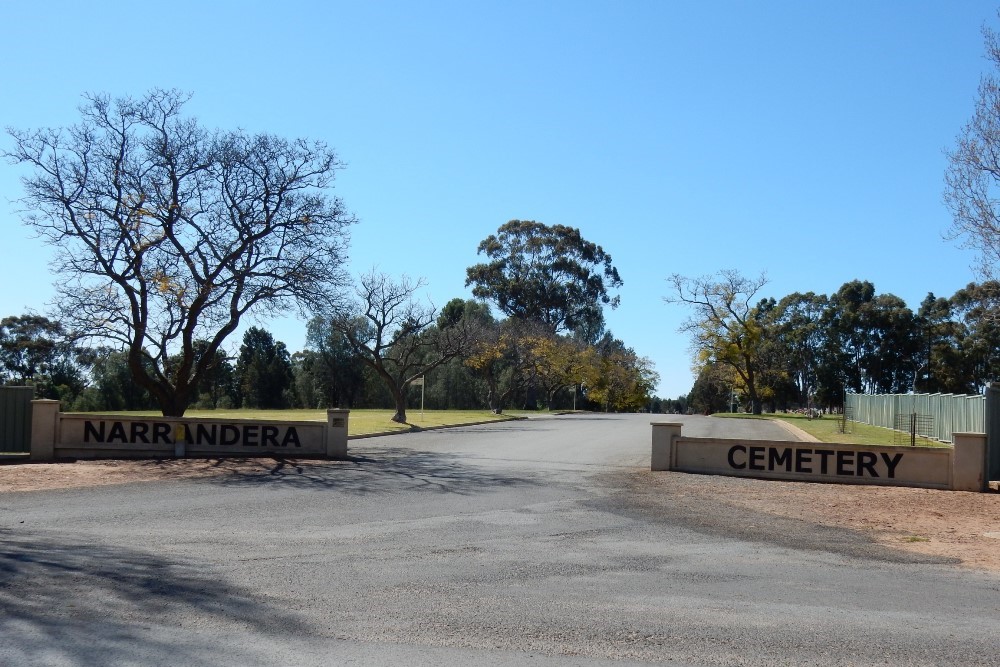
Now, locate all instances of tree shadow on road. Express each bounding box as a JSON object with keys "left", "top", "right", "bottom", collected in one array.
[
  {"left": 0, "top": 532, "right": 308, "bottom": 666},
  {"left": 138, "top": 447, "right": 547, "bottom": 496}
]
